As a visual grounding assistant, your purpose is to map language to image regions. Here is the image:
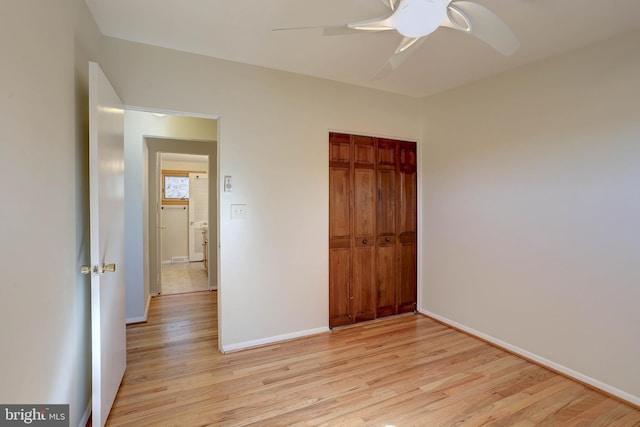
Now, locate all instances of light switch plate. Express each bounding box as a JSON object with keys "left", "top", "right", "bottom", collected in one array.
[{"left": 231, "top": 204, "right": 247, "bottom": 220}]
